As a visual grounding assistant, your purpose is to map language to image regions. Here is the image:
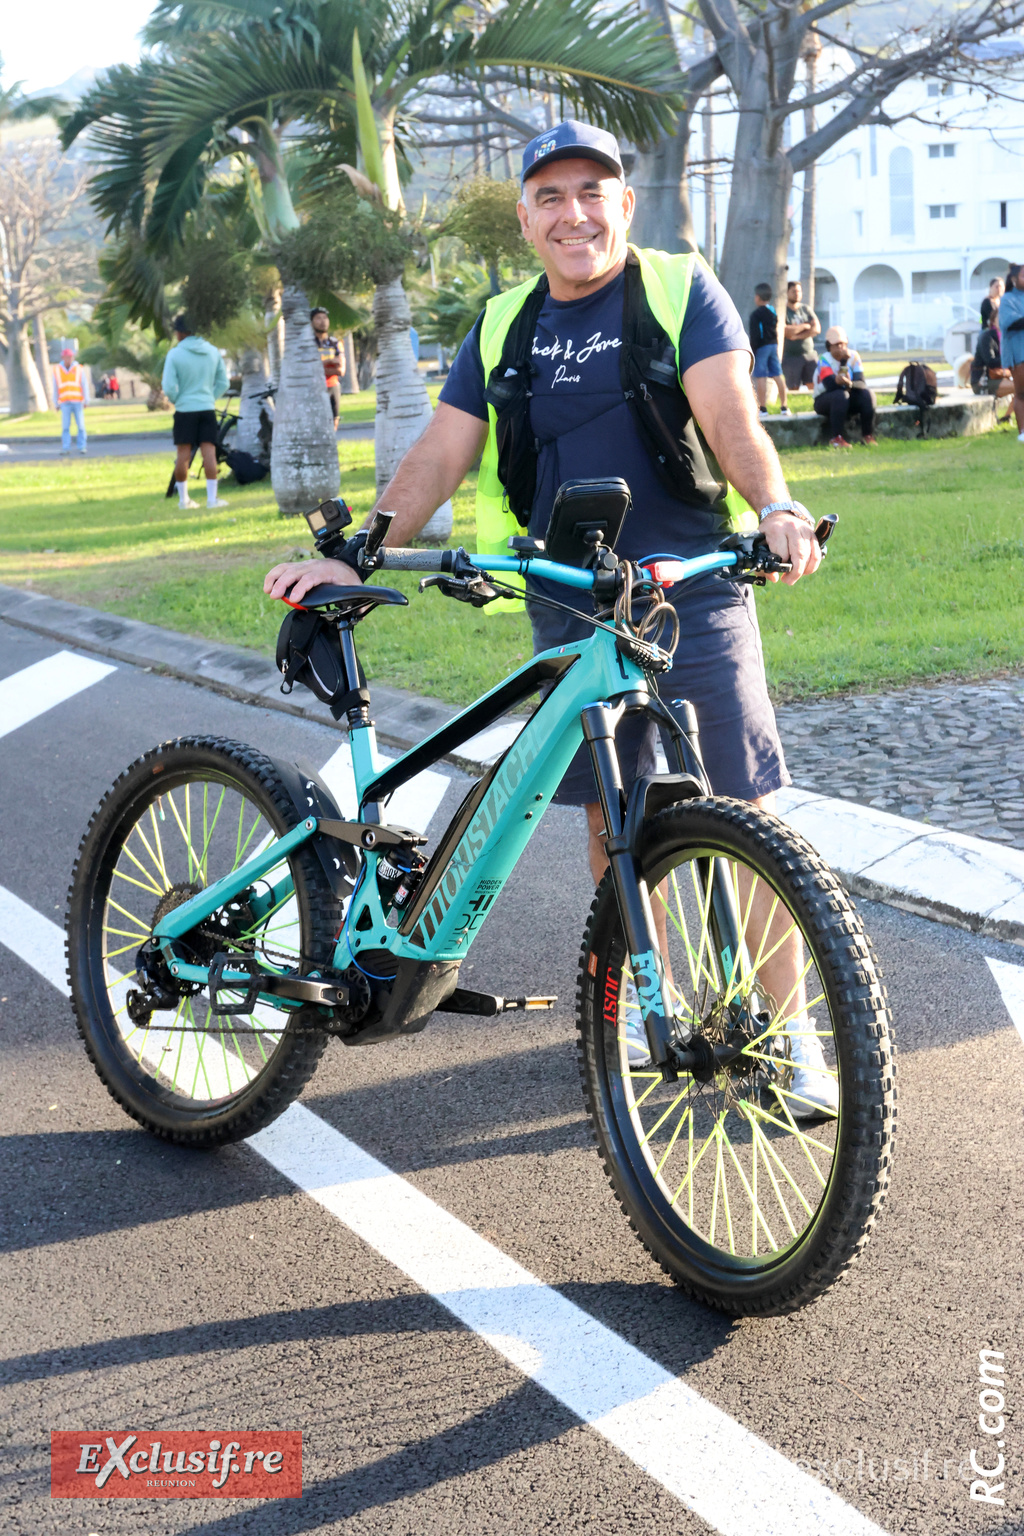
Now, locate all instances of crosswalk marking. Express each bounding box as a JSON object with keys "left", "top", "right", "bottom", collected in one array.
[
  {"left": 317, "top": 741, "right": 450, "bottom": 834},
  {"left": 986, "top": 957, "right": 1024, "bottom": 1045},
  {"left": 0, "top": 651, "right": 115, "bottom": 740},
  {"left": 0, "top": 884, "right": 69, "bottom": 995}
]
